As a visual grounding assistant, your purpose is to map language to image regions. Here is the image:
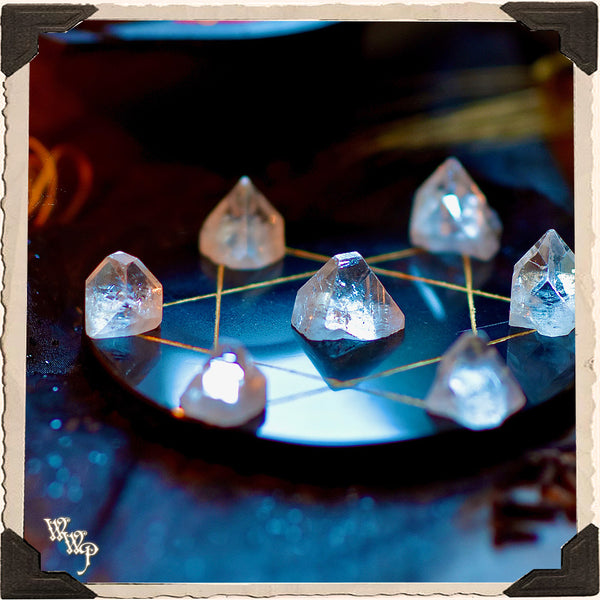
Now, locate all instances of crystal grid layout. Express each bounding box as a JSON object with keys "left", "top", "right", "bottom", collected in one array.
[
  {"left": 509, "top": 229, "right": 575, "bottom": 337},
  {"left": 85, "top": 251, "right": 163, "bottom": 339},
  {"left": 409, "top": 157, "right": 502, "bottom": 261},
  {"left": 424, "top": 332, "right": 526, "bottom": 430},
  {"left": 291, "top": 251, "right": 405, "bottom": 341},
  {"left": 199, "top": 176, "right": 286, "bottom": 270},
  {"left": 180, "top": 342, "right": 267, "bottom": 427},
  {"left": 86, "top": 167, "right": 573, "bottom": 432}
]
